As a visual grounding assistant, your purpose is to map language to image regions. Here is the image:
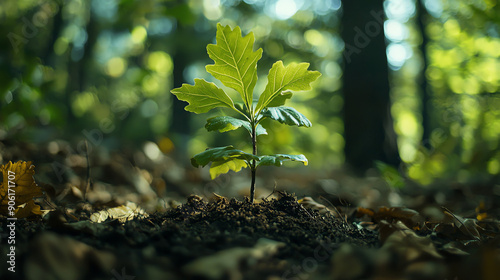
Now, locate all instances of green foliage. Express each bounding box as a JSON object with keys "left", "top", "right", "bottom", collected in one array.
[
  {"left": 205, "top": 116, "right": 267, "bottom": 136},
  {"left": 260, "top": 107, "right": 312, "bottom": 127},
  {"left": 205, "top": 24, "right": 263, "bottom": 110},
  {"left": 191, "top": 146, "right": 258, "bottom": 167},
  {"left": 171, "top": 23, "right": 321, "bottom": 201},
  {"left": 258, "top": 154, "right": 308, "bottom": 167},
  {"left": 255, "top": 61, "right": 321, "bottom": 113},
  {"left": 170, "top": 79, "right": 235, "bottom": 113}
]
